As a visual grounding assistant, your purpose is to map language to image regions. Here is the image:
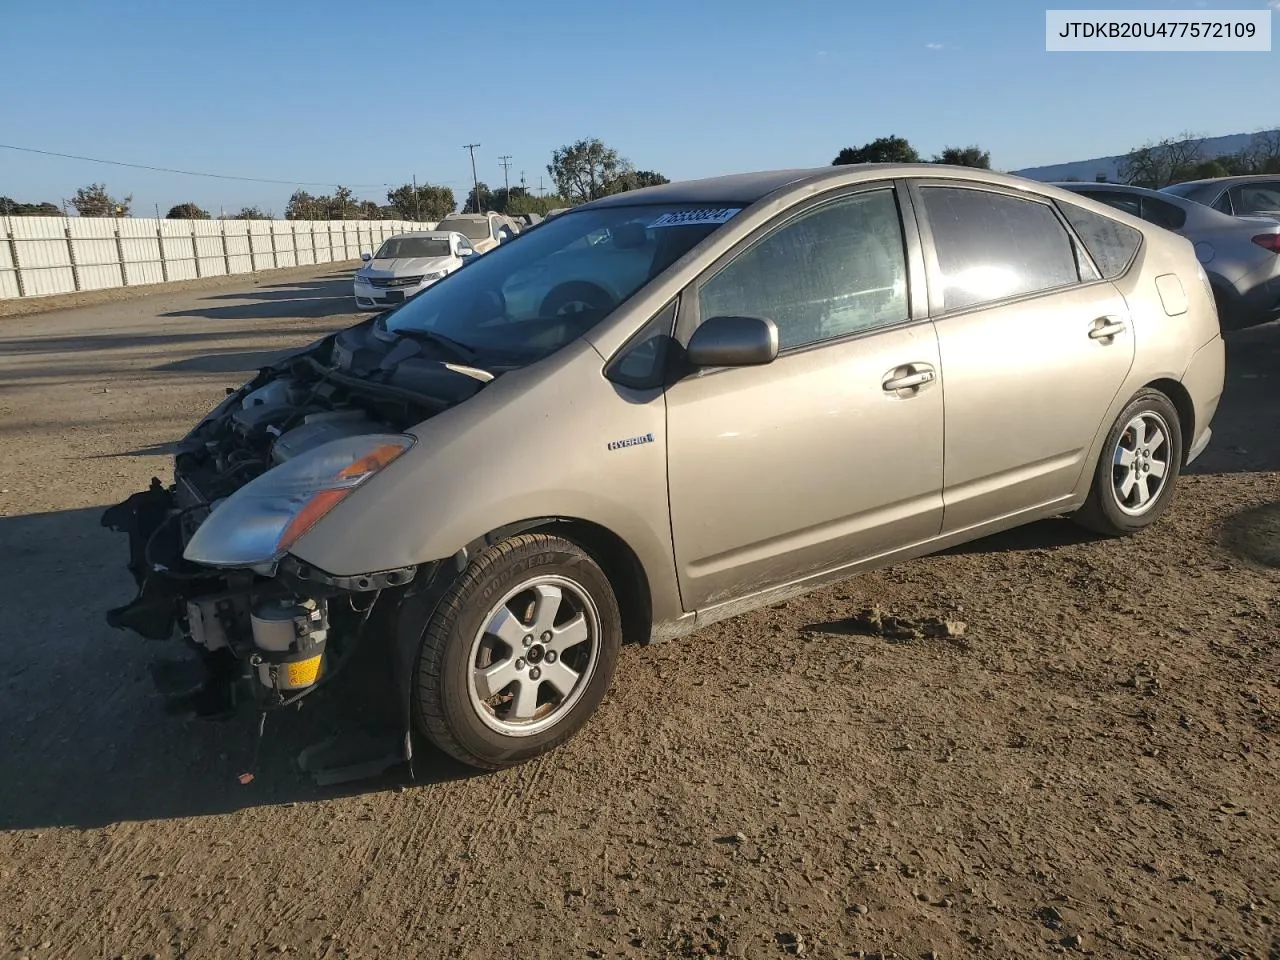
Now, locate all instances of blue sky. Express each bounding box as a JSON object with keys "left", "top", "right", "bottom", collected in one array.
[{"left": 1, "top": 0, "right": 1276, "bottom": 215}]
